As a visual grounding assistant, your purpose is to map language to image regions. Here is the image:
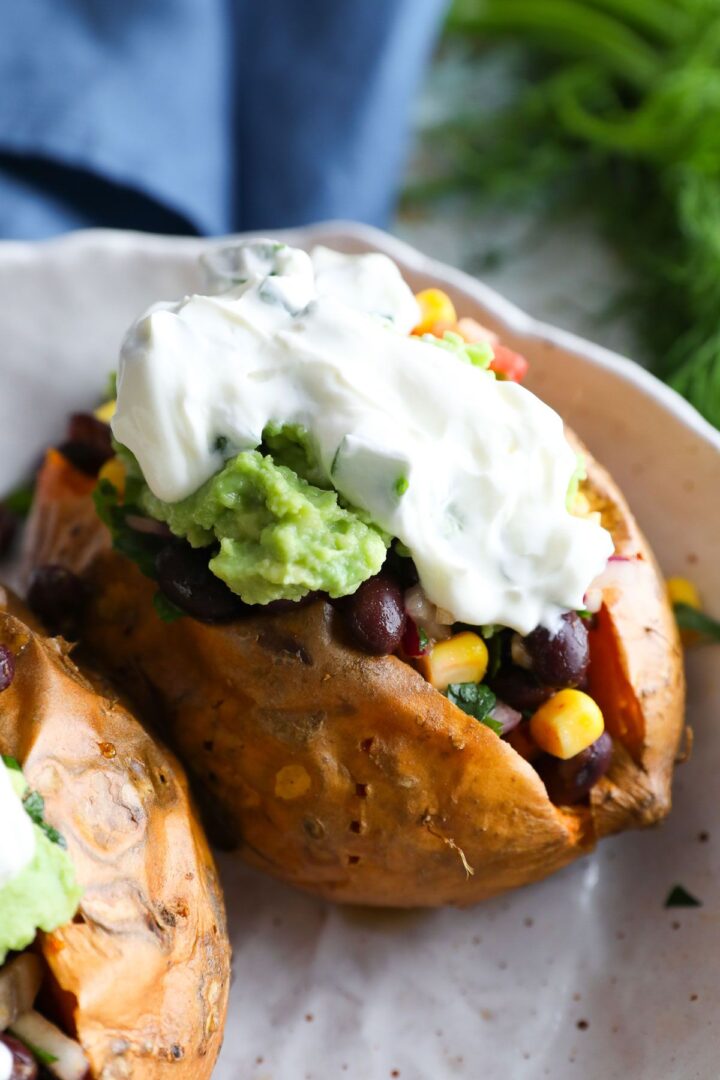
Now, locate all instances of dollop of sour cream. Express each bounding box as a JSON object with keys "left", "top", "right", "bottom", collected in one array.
[
  {"left": 114, "top": 241, "right": 614, "bottom": 634},
  {"left": 0, "top": 757, "right": 35, "bottom": 890},
  {"left": 0, "top": 1040, "right": 13, "bottom": 1080}
]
